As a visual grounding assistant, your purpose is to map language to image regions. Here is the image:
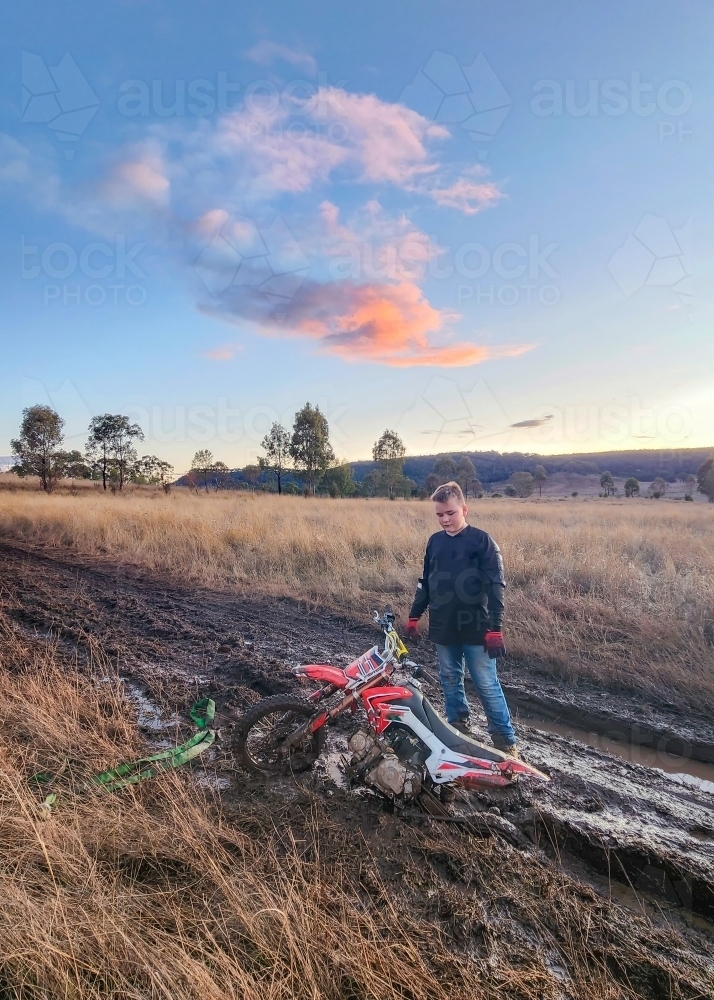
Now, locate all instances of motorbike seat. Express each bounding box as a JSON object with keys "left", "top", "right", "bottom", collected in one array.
[{"left": 399, "top": 683, "right": 506, "bottom": 762}]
